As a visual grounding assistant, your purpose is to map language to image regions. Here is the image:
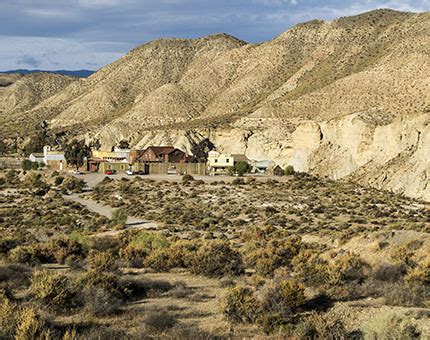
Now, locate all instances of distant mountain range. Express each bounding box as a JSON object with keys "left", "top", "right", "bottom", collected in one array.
[{"left": 0, "top": 69, "right": 95, "bottom": 77}]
